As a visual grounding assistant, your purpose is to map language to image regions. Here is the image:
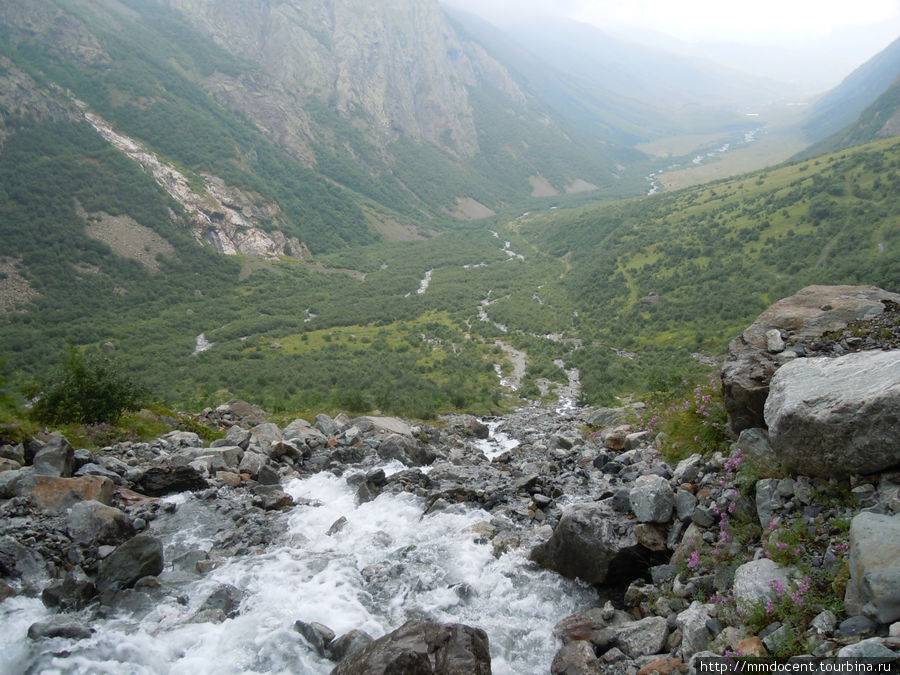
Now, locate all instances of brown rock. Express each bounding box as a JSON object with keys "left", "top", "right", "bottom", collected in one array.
[
  {"left": 637, "top": 657, "right": 684, "bottom": 675},
  {"left": 115, "top": 486, "right": 159, "bottom": 508},
  {"left": 216, "top": 470, "right": 242, "bottom": 488},
  {"left": 737, "top": 636, "right": 768, "bottom": 657},
  {"left": 28, "top": 475, "right": 115, "bottom": 510}
]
